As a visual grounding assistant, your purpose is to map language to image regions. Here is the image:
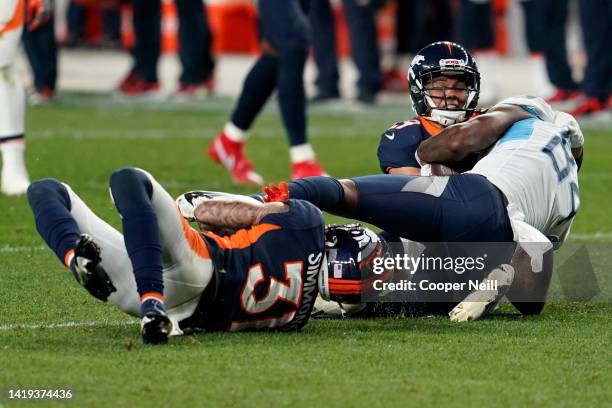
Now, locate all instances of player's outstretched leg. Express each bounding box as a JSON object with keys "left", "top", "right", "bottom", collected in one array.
[
  {"left": 27, "top": 179, "right": 116, "bottom": 300},
  {"left": 109, "top": 167, "right": 172, "bottom": 344},
  {"left": 208, "top": 55, "right": 276, "bottom": 186}
]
